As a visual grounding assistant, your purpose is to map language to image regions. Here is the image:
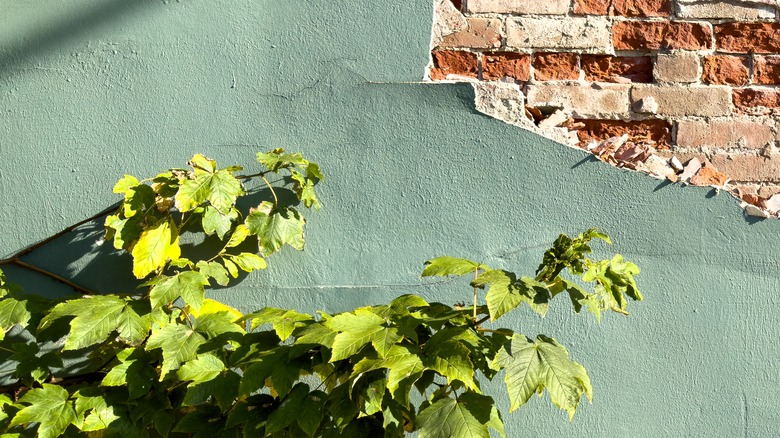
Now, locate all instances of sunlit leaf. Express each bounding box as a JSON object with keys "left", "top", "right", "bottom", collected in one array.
[
  {"left": 131, "top": 218, "right": 181, "bottom": 279},
  {"left": 422, "top": 256, "right": 489, "bottom": 277},
  {"left": 10, "top": 384, "right": 77, "bottom": 438}
]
